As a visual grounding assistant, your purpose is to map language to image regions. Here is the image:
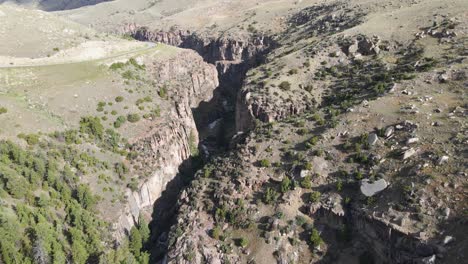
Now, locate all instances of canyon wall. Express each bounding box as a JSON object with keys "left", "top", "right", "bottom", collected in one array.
[{"left": 113, "top": 49, "right": 219, "bottom": 237}]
